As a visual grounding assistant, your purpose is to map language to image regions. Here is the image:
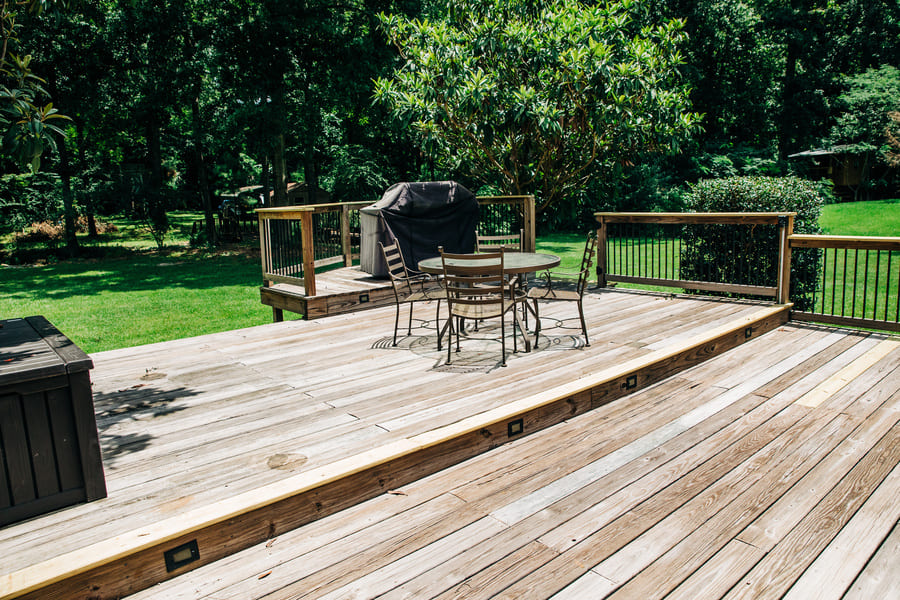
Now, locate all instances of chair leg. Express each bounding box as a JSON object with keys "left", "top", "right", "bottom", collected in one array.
[
  {"left": 578, "top": 300, "right": 589, "bottom": 346},
  {"left": 435, "top": 300, "right": 442, "bottom": 351},
  {"left": 500, "top": 313, "right": 507, "bottom": 367},
  {"left": 392, "top": 302, "right": 401, "bottom": 346},
  {"left": 446, "top": 313, "right": 454, "bottom": 364},
  {"left": 512, "top": 306, "right": 530, "bottom": 353},
  {"left": 532, "top": 299, "right": 541, "bottom": 348},
  {"left": 407, "top": 301, "right": 414, "bottom": 336}
]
